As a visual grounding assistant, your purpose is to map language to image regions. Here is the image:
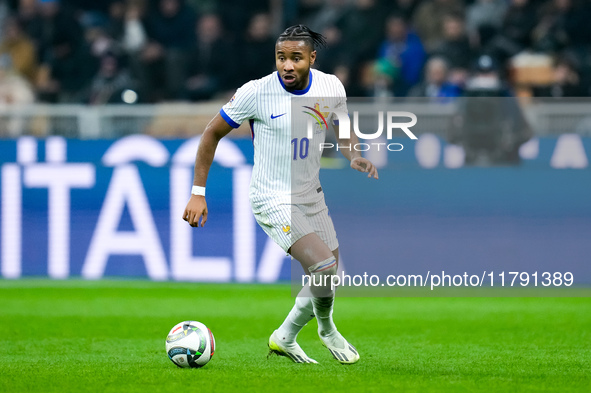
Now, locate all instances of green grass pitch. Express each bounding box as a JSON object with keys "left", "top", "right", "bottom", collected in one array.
[{"left": 1, "top": 280, "right": 590, "bottom": 392}]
